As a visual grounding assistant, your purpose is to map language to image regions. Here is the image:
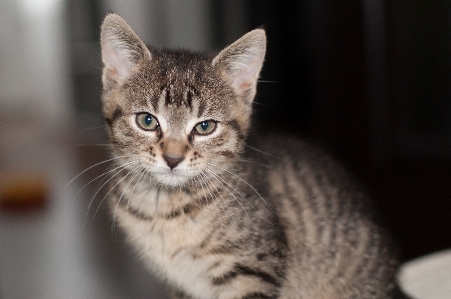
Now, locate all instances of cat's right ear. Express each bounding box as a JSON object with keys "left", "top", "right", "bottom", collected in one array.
[{"left": 100, "top": 13, "right": 151, "bottom": 88}]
